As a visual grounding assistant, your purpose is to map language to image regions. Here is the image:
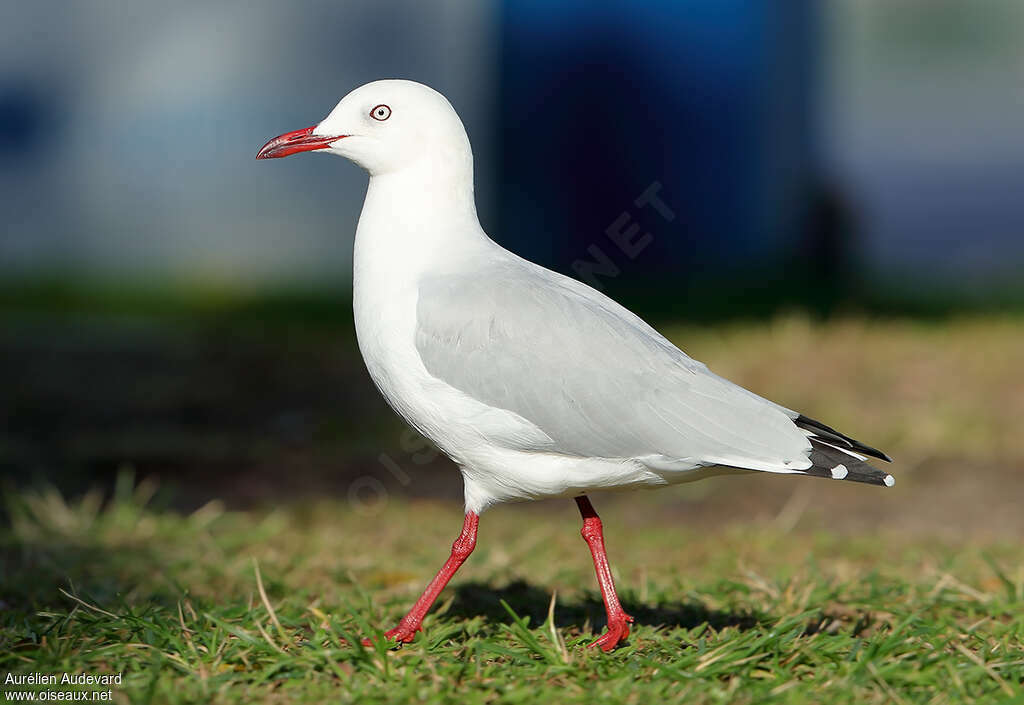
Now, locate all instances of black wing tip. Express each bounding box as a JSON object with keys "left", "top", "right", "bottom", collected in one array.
[
  {"left": 795, "top": 414, "right": 892, "bottom": 463},
  {"left": 799, "top": 463, "right": 895, "bottom": 488},
  {"left": 805, "top": 438, "right": 896, "bottom": 488}
]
